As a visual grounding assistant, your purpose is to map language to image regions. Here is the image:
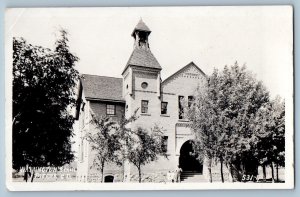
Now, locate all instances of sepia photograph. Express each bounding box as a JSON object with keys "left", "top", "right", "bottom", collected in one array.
[{"left": 5, "top": 6, "right": 294, "bottom": 190}]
